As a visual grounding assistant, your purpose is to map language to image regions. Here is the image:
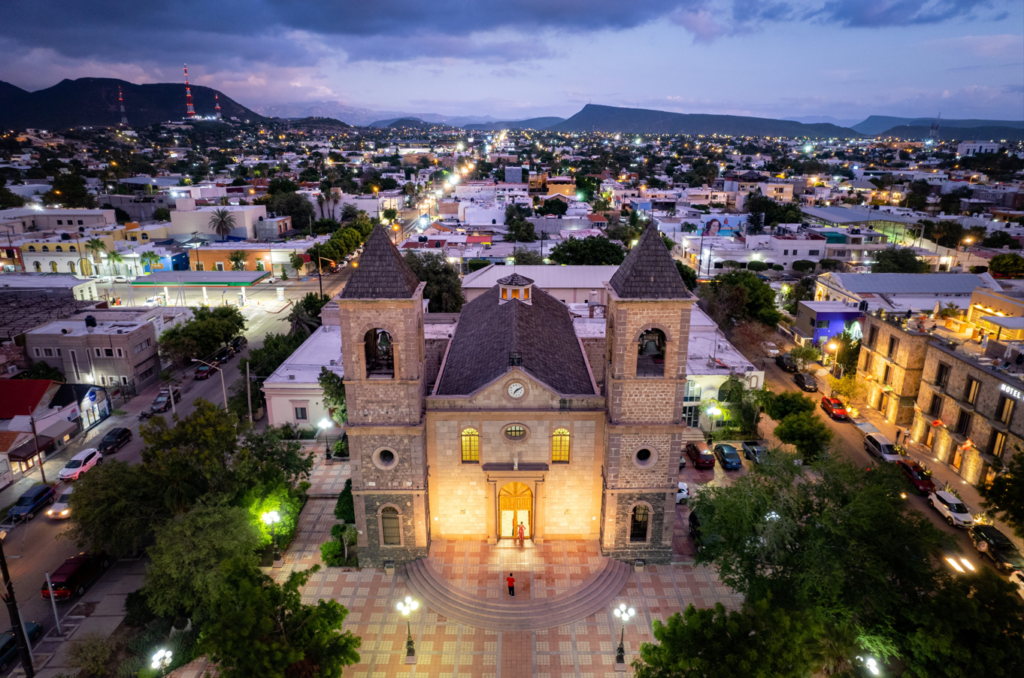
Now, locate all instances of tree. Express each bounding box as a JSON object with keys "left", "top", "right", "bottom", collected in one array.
[
  {"left": 289, "top": 252, "right": 305, "bottom": 276},
  {"left": 505, "top": 218, "right": 537, "bottom": 243},
  {"left": 143, "top": 505, "right": 260, "bottom": 621},
  {"left": 403, "top": 251, "right": 464, "bottom": 312},
  {"left": 270, "top": 192, "right": 317, "bottom": 231},
  {"left": 633, "top": 598, "right": 817, "bottom": 678},
  {"left": 208, "top": 208, "right": 237, "bottom": 241},
  {"left": 871, "top": 247, "right": 930, "bottom": 274},
  {"left": 746, "top": 210, "right": 764, "bottom": 235},
  {"left": 139, "top": 250, "right": 161, "bottom": 273},
  {"left": 989, "top": 253, "right": 1024, "bottom": 278},
  {"left": 228, "top": 250, "right": 248, "bottom": 271},
  {"left": 42, "top": 174, "right": 96, "bottom": 208},
  {"left": 17, "top": 361, "right": 65, "bottom": 382},
  {"left": 382, "top": 207, "right": 398, "bottom": 223},
  {"left": 675, "top": 260, "right": 697, "bottom": 290},
  {"left": 199, "top": 560, "right": 361, "bottom": 678},
  {"left": 763, "top": 391, "right": 815, "bottom": 422},
  {"left": 791, "top": 260, "right": 816, "bottom": 274},
  {"left": 789, "top": 344, "right": 821, "bottom": 371},
  {"left": 106, "top": 250, "right": 124, "bottom": 275},
  {"left": 159, "top": 305, "right": 246, "bottom": 366},
  {"left": 827, "top": 373, "right": 865, "bottom": 403},
  {"left": 977, "top": 447, "right": 1024, "bottom": 539},
  {"left": 746, "top": 260, "right": 768, "bottom": 272},
  {"left": 319, "top": 367, "right": 347, "bottom": 426},
  {"left": 84, "top": 238, "right": 107, "bottom": 267},
  {"left": 706, "top": 270, "right": 782, "bottom": 328},
  {"left": 0, "top": 177, "right": 26, "bottom": 208},
  {"left": 981, "top": 230, "right": 1022, "bottom": 250},
  {"left": 267, "top": 177, "right": 299, "bottom": 195},
  {"left": 774, "top": 411, "right": 833, "bottom": 461},
  {"left": 234, "top": 426, "right": 314, "bottom": 491},
  {"left": 513, "top": 248, "right": 544, "bottom": 265},
  {"left": 548, "top": 236, "right": 626, "bottom": 266},
  {"left": 817, "top": 258, "right": 842, "bottom": 271}
]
